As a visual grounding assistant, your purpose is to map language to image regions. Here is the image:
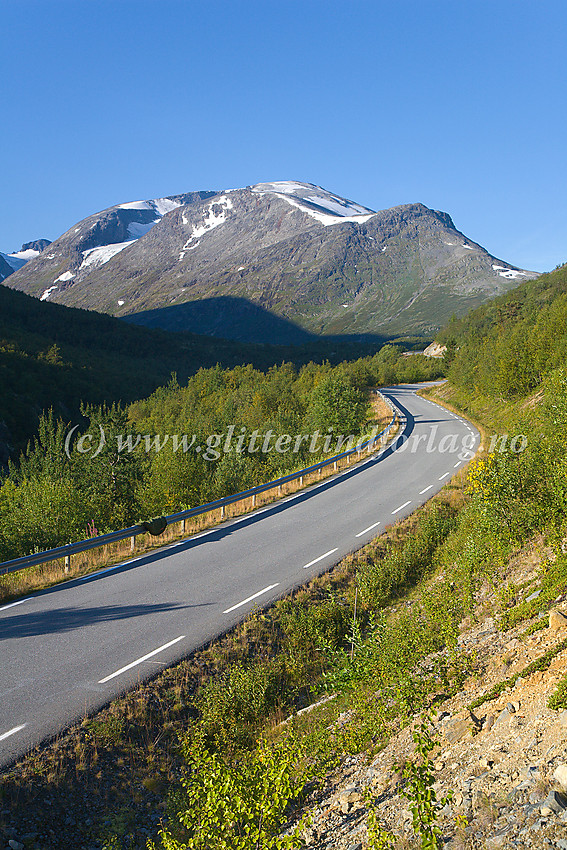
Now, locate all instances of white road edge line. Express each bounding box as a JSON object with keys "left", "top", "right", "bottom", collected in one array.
[
  {"left": 439, "top": 472, "right": 451, "bottom": 480},
  {"left": 454, "top": 461, "right": 462, "bottom": 468},
  {"left": 0, "top": 598, "right": 29, "bottom": 612},
  {"left": 392, "top": 500, "right": 411, "bottom": 515},
  {"left": 419, "top": 485, "right": 434, "bottom": 495},
  {"left": 223, "top": 583, "right": 280, "bottom": 614},
  {"left": 302, "top": 548, "right": 339, "bottom": 569},
  {"left": 0, "top": 724, "right": 26, "bottom": 742},
  {"left": 98, "top": 635, "right": 186, "bottom": 684},
  {"left": 355, "top": 521, "right": 381, "bottom": 538}
]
